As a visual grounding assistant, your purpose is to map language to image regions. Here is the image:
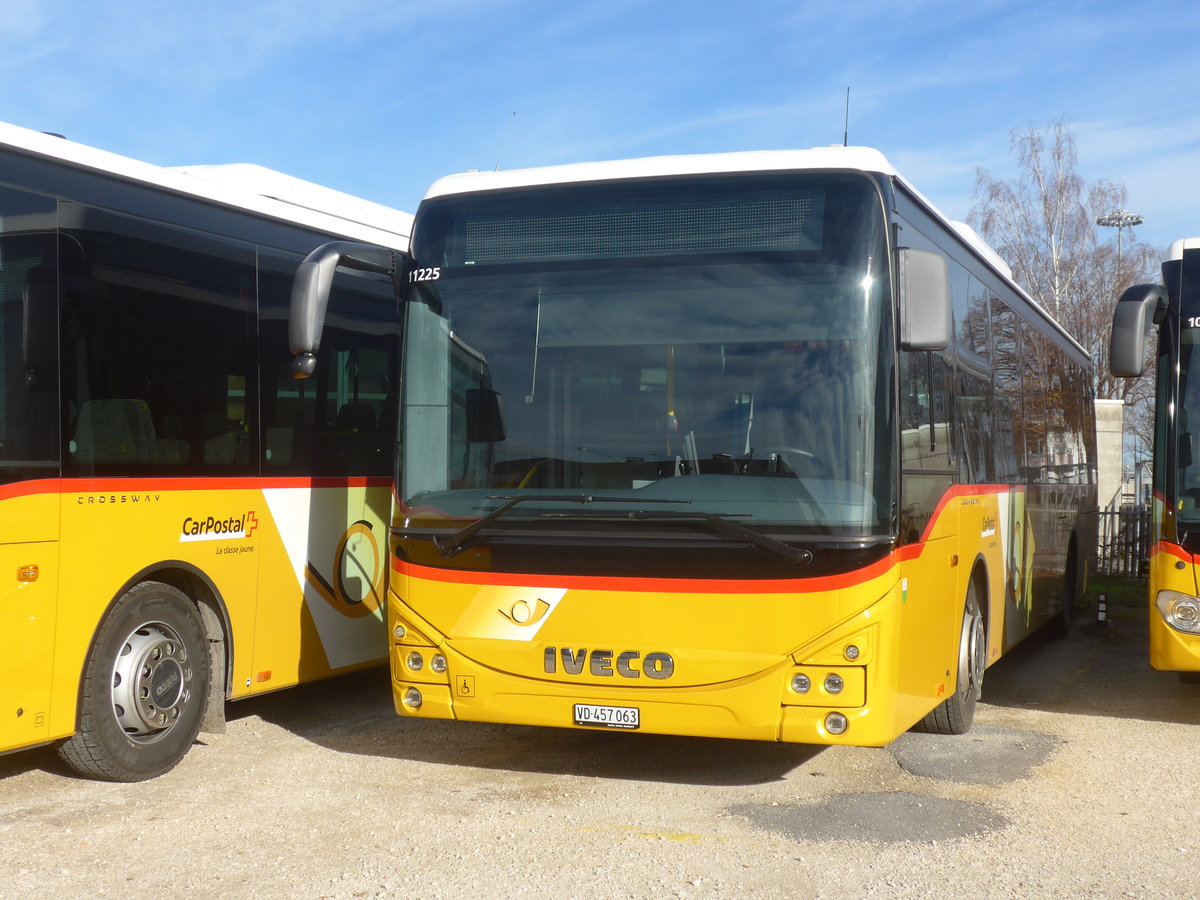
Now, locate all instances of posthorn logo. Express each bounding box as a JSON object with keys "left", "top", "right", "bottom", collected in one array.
[{"left": 179, "top": 511, "right": 259, "bottom": 542}]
